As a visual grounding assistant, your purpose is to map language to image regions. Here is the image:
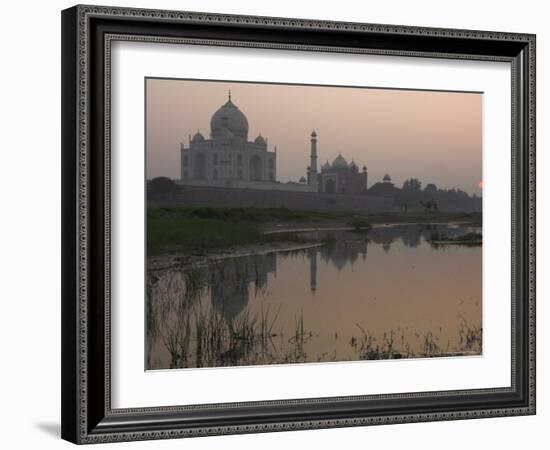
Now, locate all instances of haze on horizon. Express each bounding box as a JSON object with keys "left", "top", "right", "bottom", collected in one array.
[{"left": 146, "top": 78, "right": 482, "bottom": 196}]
